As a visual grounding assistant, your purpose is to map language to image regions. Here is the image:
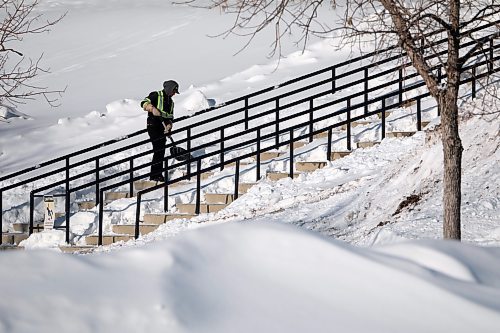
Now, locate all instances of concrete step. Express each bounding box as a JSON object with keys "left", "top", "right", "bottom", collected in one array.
[
  {"left": 189, "top": 171, "right": 216, "bottom": 181},
  {"left": 260, "top": 151, "right": 284, "bottom": 161},
  {"left": 85, "top": 234, "right": 133, "bottom": 246},
  {"left": 59, "top": 246, "right": 95, "bottom": 254},
  {"left": 289, "top": 141, "right": 307, "bottom": 149},
  {"left": 225, "top": 161, "right": 252, "bottom": 168},
  {"left": 1, "top": 232, "right": 29, "bottom": 245},
  {"left": 377, "top": 111, "right": 393, "bottom": 119},
  {"left": 12, "top": 222, "right": 43, "bottom": 233},
  {"left": 238, "top": 183, "right": 257, "bottom": 194},
  {"left": 77, "top": 201, "right": 96, "bottom": 210},
  {"left": 386, "top": 131, "right": 416, "bottom": 138},
  {"left": 356, "top": 141, "right": 380, "bottom": 149},
  {"left": 204, "top": 193, "right": 236, "bottom": 204},
  {"left": 177, "top": 203, "right": 228, "bottom": 214},
  {"left": 351, "top": 120, "right": 374, "bottom": 128},
  {"left": 312, "top": 130, "right": 344, "bottom": 140},
  {"left": 112, "top": 224, "right": 159, "bottom": 236},
  {"left": 295, "top": 161, "right": 327, "bottom": 172},
  {"left": 105, "top": 191, "right": 132, "bottom": 203},
  {"left": 330, "top": 151, "right": 351, "bottom": 160},
  {"left": 143, "top": 213, "right": 197, "bottom": 224},
  {"left": 134, "top": 179, "right": 191, "bottom": 191},
  {"left": 0, "top": 245, "right": 24, "bottom": 251},
  {"left": 266, "top": 171, "right": 300, "bottom": 181}
]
